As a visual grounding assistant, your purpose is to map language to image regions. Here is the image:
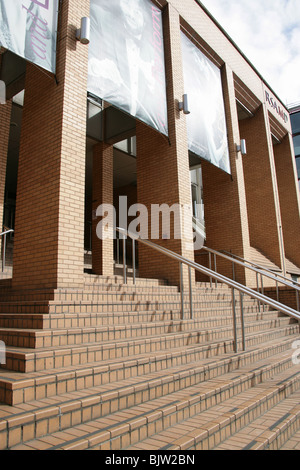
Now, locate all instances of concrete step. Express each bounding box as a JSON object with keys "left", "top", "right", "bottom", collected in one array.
[
  {"left": 0, "top": 332, "right": 296, "bottom": 406},
  {"left": 5, "top": 351, "right": 299, "bottom": 450},
  {"left": 127, "top": 364, "right": 300, "bottom": 451},
  {"left": 1, "top": 321, "right": 298, "bottom": 373},
  {"left": 0, "top": 315, "right": 296, "bottom": 349},
  {"left": 0, "top": 308, "right": 284, "bottom": 330},
  {"left": 0, "top": 279, "right": 299, "bottom": 451},
  {"left": 279, "top": 429, "right": 300, "bottom": 450},
  {"left": 0, "top": 294, "right": 266, "bottom": 315}
]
